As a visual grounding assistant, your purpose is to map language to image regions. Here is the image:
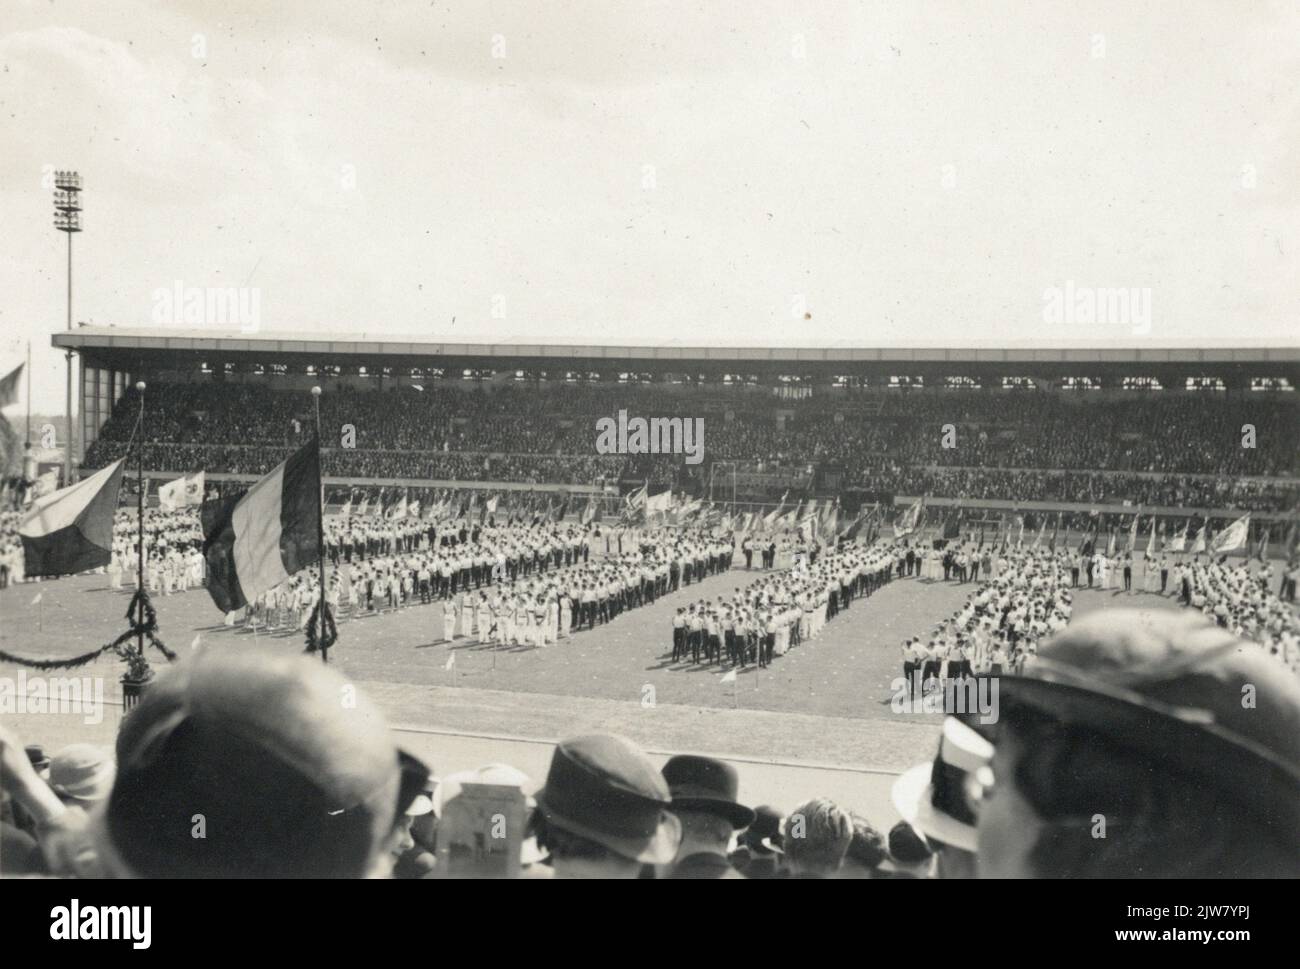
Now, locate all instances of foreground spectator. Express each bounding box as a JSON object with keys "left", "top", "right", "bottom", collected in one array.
[
  {"left": 891, "top": 716, "right": 991, "bottom": 878},
  {"left": 878, "top": 822, "right": 935, "bottom": 878},
  {"left": 783, "top": 797, "right": 853, "bottom": 878},
  {"left": 840, "top": 814, "right": 889, "bottom": 878},
  {"left": 661, "top": 754, "right": 755, "bottom": 878},
  {"left": 531, "top": 734, "right": 681, "bottom": 878},
  {"left": 729, "top": 804, "right": 786, "bottom": 879},
  {"left": 49, "top": 651, "right": 429, "bottom": 878},
  {"left": 970, "top": 609, "right": 1300, "bottom": 878}
]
